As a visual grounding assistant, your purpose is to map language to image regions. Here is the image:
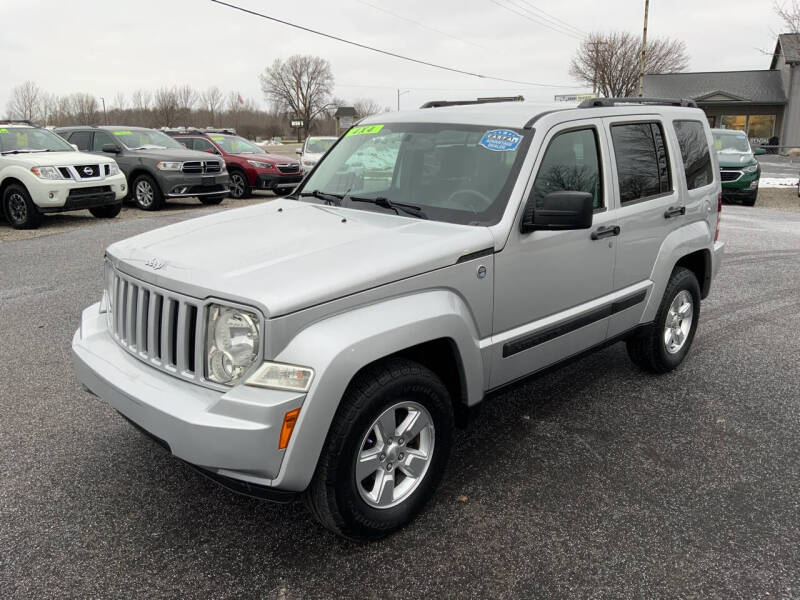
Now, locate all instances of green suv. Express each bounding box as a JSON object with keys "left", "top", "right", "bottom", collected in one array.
[{"left": 712, "top": 128, "right": 764, "bottom": 206}]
